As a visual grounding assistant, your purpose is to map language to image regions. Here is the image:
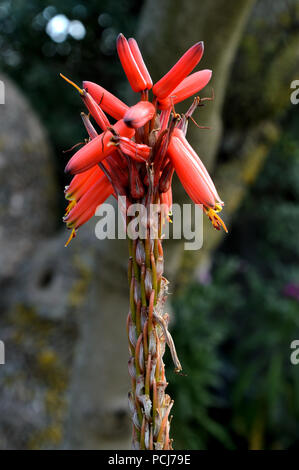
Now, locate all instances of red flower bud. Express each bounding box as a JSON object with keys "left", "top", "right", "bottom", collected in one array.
[
  {"left": 172, "top": 128, "right": 222, "bottom": 204},
  {"left": 158, "top": 69, "right": 212, "bottom": 110},
  {"left": 65, "top": 166, "right": 101, "bottom": 201},
  {"left": 82, "top": 90, "right": 110, "bottom": 130},
  {"left": 152, "top": 42, "right": 204, "bottom": 100},
  {"left": 65, "top": 165, "right": 104, "bottom": 202},
  {"left": 167, "top": 130, "right": 219, "bottom": 208},
  {"left": 117, "top": 33, "right": 147, "bottom": 92},
  {"left": 83, "top": 81, "right": 129, "bottom": 120},
  {"left": 128, "top": 38, "right": 152, "bottom": 90},
  {"left": 64, "top": 175, "right": 113, "bottom": 230}
]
